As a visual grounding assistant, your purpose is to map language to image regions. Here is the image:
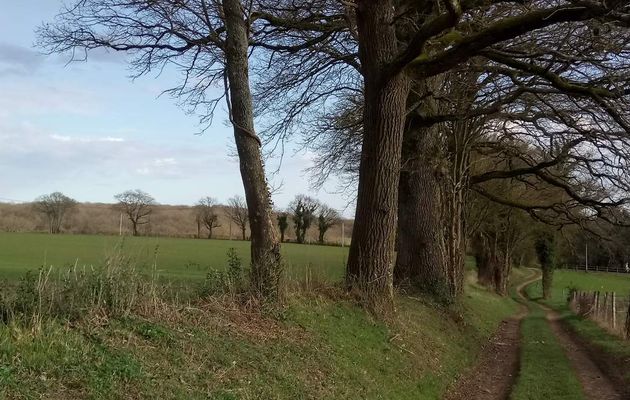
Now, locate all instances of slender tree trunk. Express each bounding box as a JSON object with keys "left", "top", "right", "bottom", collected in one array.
[
  {"left": 542, "top": 265, "right": 553, "bottom": 299},
  {"left": 473, "top": 233, "right": 494, "bottom": 287},
  {"left": 319, "top": 229, "right": 325, "bottom": 244},
  {"left": 474, "top": 231, "right": 512, "bottom": 295},
  {"left": 197, "top": 219, "right": 201, "bottom": 239},
  {"left": 223, "top": 0, "right": 281, "bottom": 298},
  {"left": 280, "top": 229, "right": 285, "bottom": 243},
  {"left": 131, "top": 219, "right": 138, "bottom": 236},
  {"left": 346, "top": 0, "right": 410, "bottom": 311},
  {"left": 301, "top": 226, "right": 308, "bottom": 244},
  {"left": 241, "top": 226, "right": 246, "bottom": 241}
]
